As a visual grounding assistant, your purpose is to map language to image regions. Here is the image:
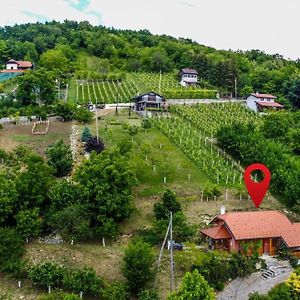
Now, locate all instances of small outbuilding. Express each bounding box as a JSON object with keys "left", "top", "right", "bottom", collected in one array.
[
  {"left": 246, "top": 93, "right": 284, "bottom": 113},
  {"left": 132, "top": 91, "right": 165, "bottom": 112},
  {"left": 178, "top": 68, "right": 198, "bottom": 87}
]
